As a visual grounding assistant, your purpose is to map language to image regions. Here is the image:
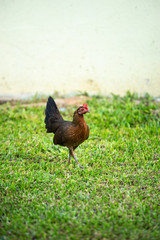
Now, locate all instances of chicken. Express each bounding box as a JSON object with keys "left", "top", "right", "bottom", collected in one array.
[{"left": 45, "top": 96, "right": 90, "bottom": 168}]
